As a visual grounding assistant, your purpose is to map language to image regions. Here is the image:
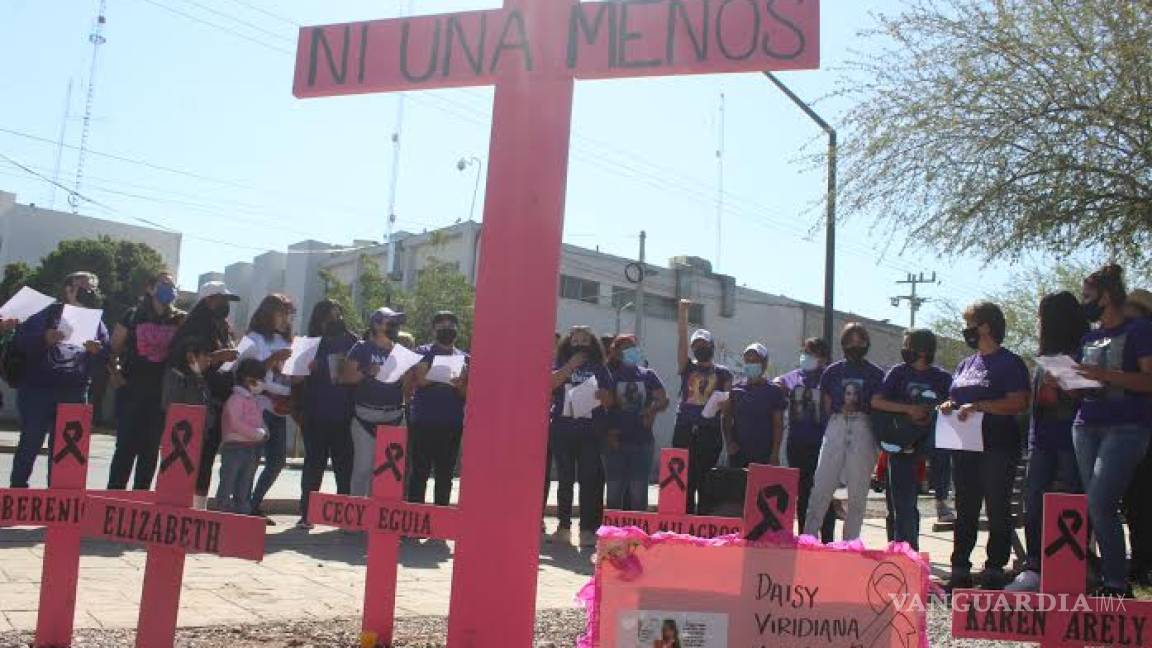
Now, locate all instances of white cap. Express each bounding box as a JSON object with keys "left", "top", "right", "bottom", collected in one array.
[
  {"left": 690, "top": 329, "right": 713, "bottom": 344},
  {"left": 744, "top": 343, "right": 769, "bottom": 361},
  {"left": 197, "top": 281, "right": 241, "bottom": 302}
]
